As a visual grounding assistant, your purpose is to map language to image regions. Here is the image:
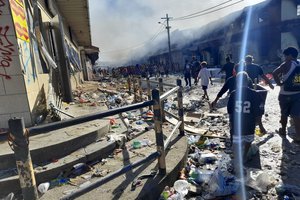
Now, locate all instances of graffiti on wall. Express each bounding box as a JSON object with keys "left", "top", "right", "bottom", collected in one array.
[
  {"left": 19, "top": 40, "right": 36, "bottom": 84},
  {"left": 0, "top": 0, "right": 18, "bottom": 79},
  {"left": 9, "top": 0, "right": 36, "bottom": 84},
  {"left": 9, "top": 0, "right": 29, "bottom": 42}
]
